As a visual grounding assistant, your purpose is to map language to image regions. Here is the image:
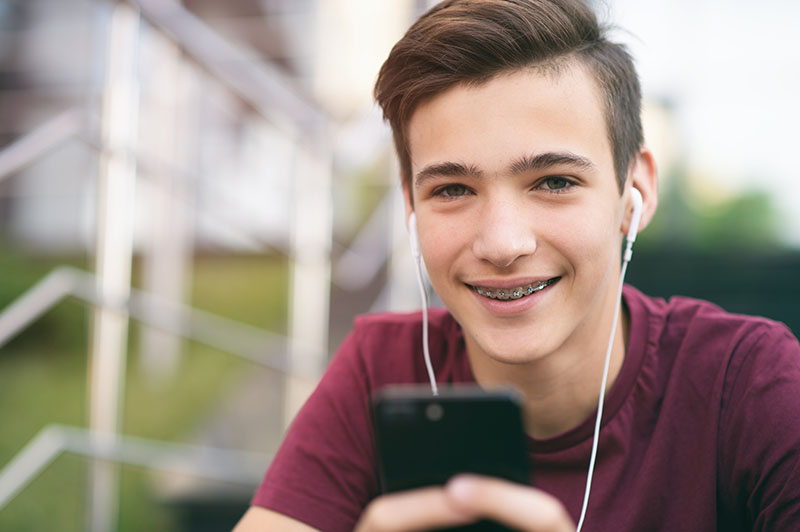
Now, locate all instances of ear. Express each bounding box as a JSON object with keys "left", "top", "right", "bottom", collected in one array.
[{"left": 622, "top": 147, "right": 658, "bottom": 236}]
